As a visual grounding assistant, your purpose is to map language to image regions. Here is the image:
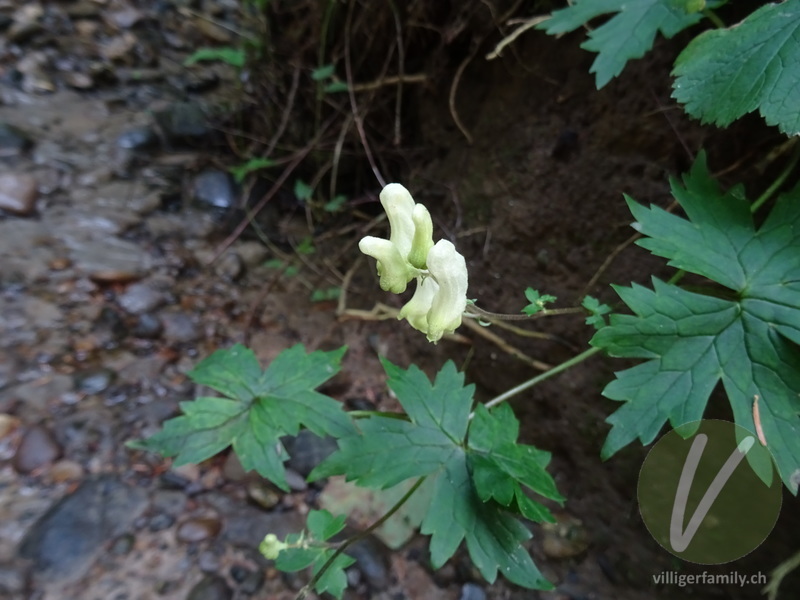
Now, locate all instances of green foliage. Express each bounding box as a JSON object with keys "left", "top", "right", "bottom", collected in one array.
[
  {"left": 673, "top": 0, "right": 800, "bottom": 135},
  {"left": 230, "top": 158, "right": 275, "bottom": 183},
  {"left": 324, "top": 195, "right": 347, "bottom": 213},
  {"left": 311, "top": 360, "right": 562, "bottom": 590},
  {"left": 539, "top": 0, "right": 715, "bottom": 88},
  {"left": 582, "top": 295, "right": 612, "bottom": 329},
  {"left": 272, "top": 510, "right": 355, "bottom": 599},
  {"left": 129, "top": 344, "right": 354, "bottom": 491},
  {"left": 522, "top": 288, "right": 557, "bottom": 315},
  {"left": 310, "top": 287, "right": 341, "bottom": 302},
  {"left": 591, "top": 154, "right": 800, "bottom": 492},
  {"left": 294, "top": 179, "right": 314, "bottom": 202},
  {"left": 184, "top": 47, "right": 246, "bottom": 68}
]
